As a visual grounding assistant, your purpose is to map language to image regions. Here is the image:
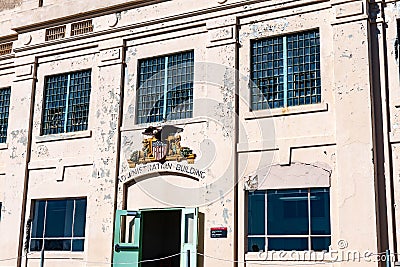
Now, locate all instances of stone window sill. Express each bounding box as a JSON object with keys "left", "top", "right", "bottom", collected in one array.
[
  {"left": 0, "top": 143, "right": 8, "bottom": 150},
  {"left": 243, "top": 102, "right": 329, "bottom": 120},
  {"left": 28, "top": 251, "right": 84, "bottom": 259},
  {"left": 35, "top": 130, "right": 92, "bottom": 143},
  {"left": 245, "top": 251, "right": 332, "bottom": 262}
]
